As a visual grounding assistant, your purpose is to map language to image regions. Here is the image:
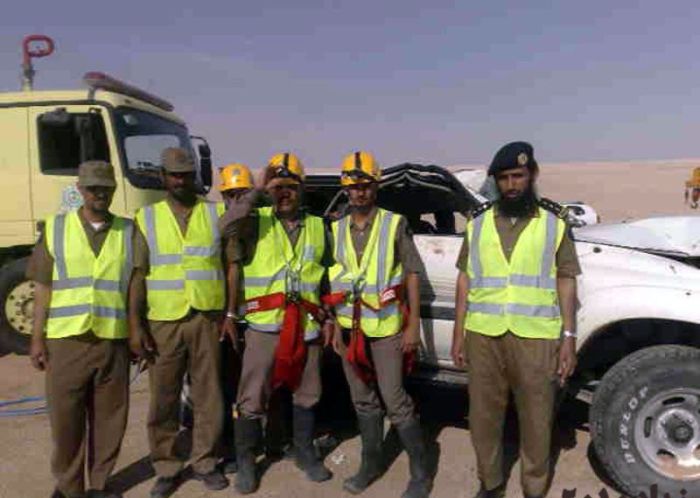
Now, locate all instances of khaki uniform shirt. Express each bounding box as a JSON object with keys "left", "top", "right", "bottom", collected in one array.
[
  {"left": 344, "top": 206, "right": 423, "bottom": 274},
  {"left": 455, "top": 207, "right": 581, "bottom": 278}
]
